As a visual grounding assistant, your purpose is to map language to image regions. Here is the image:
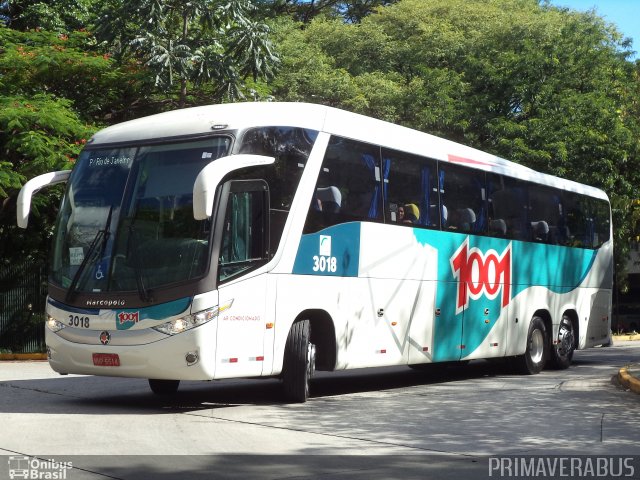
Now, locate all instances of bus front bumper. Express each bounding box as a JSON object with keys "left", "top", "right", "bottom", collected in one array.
[{"left": 45, "top": 321, "right": 217, "bottom": 381}]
